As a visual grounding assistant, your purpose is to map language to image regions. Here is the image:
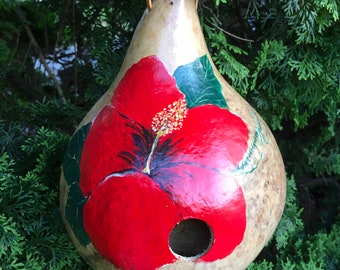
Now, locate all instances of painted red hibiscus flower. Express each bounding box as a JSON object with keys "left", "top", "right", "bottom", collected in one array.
[{"left": 74, "top": 56, "right": 249, "bottom": 269}]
